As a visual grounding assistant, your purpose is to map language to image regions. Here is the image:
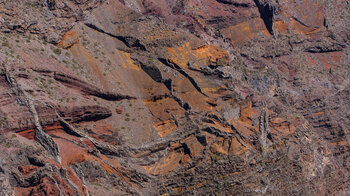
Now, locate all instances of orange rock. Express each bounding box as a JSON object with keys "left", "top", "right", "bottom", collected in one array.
[
  {"left": 168, "top": 42, "right": 229, "bottom": 69},
  {"left": 211, "top": 137, "right": 247, "bottom": 155},
  {"left": 143, "top": 149, "right": 183, "bottom": 175},
  {"left": 192, "top": 45, "right": 229, "bottom": 68},
  {"left": 142, "top": 96, "right": 186, "bottom": 120},
  {"left": 183, "top": 135, "right": 204, "bottom": 158},
  {"left": 274, "top": 0, "right": 325, "bottom": 36},
  {"left": 222, "top": 18, "right": 270, "bottom": 45},
  {"left": 17, "top": 129, "right": 35, "bottom": 140},
  {"left": 57, "top": 31, "right": 79, "bottom": 49},
  {"left": 153, "top": 119, "right": 178, "bottom": 137},
  {"left": 143, "top": 138, "right": 202, "bottom": 175},
  {"left": 239, "top": 99, "right": 252, "bottom": 124},
  {"left": 269, "top": 117, "right": 297, "bottom": 135}
]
